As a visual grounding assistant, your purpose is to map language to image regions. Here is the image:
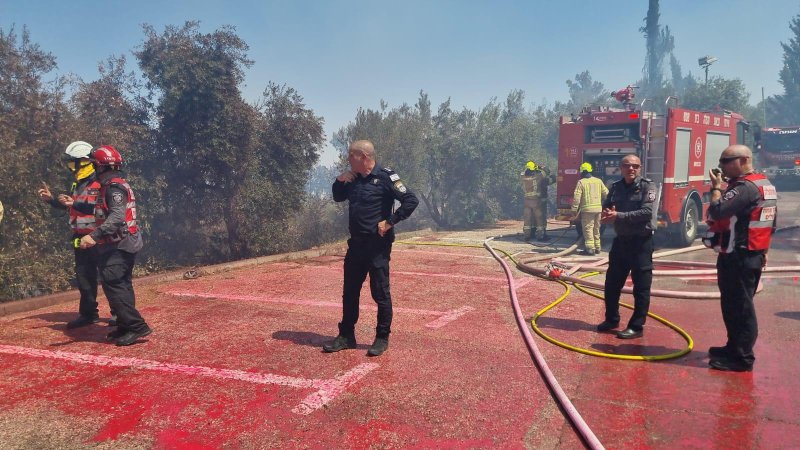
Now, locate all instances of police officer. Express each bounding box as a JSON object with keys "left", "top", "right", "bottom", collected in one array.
[
  {"left": 37, "top": 141, "right": 115, "bottom": 329},
  {"left": 79, "top": 145, "right": 151, "bottom": 346},
  {"left": 571, "top": 162, "right": 608, "bottom": 255},
  {"left": 705, "top": 145, "right": 776, "bottom": 372},
  {"left": 597, "top": 154, "right": 656, "bottom": 339},
  {"left": 520, "top": 161, "right": 555, "bottom": 241},
  {"left": 324, "top": 140, "right": 418, "bottom": 357}
]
